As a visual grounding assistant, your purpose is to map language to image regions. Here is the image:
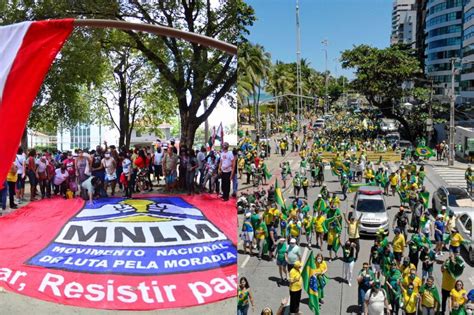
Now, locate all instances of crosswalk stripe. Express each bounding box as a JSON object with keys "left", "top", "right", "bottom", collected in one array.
[{"left": 432, "top": 167, "right": 467, "bottom": 188}]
